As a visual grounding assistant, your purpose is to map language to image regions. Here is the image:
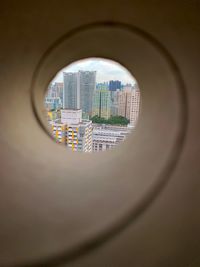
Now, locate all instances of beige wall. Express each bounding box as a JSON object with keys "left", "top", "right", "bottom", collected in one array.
[{"left": 0, "top": 1, "right": 200, "bottom": 267}]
